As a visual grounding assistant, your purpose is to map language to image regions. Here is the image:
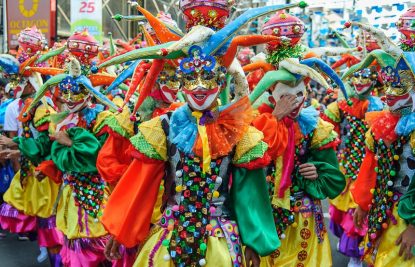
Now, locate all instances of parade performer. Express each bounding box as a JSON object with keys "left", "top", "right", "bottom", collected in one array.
[
  {"left": 351, "top": 52, "right": 415, "bottom": 266},
  {"left": 99, "top": 2, "right": 309, "bottom": 266},
  {"left": 322, "top": 50, "right": 393, "bottom": 267},
  {"left": 249, "top": 55, "right": 347, "bottom": 267}
]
